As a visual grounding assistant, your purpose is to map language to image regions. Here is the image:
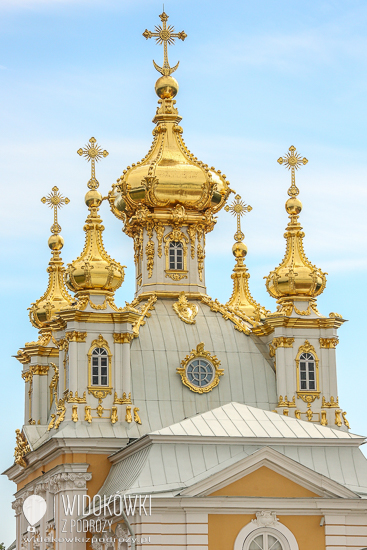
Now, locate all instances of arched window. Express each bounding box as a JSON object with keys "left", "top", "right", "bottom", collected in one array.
[
  {"left": 245, "top": 532, "right": 286, "bottom": 550},
  {"left": 299, "top": 352, "right": 316, "bottom": 391},
  {"left": 169, "top": 241, "right": 183, "bottom": 270},
  {"left": 91, "top": 347, "right": 108, "bottom": 386}
]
